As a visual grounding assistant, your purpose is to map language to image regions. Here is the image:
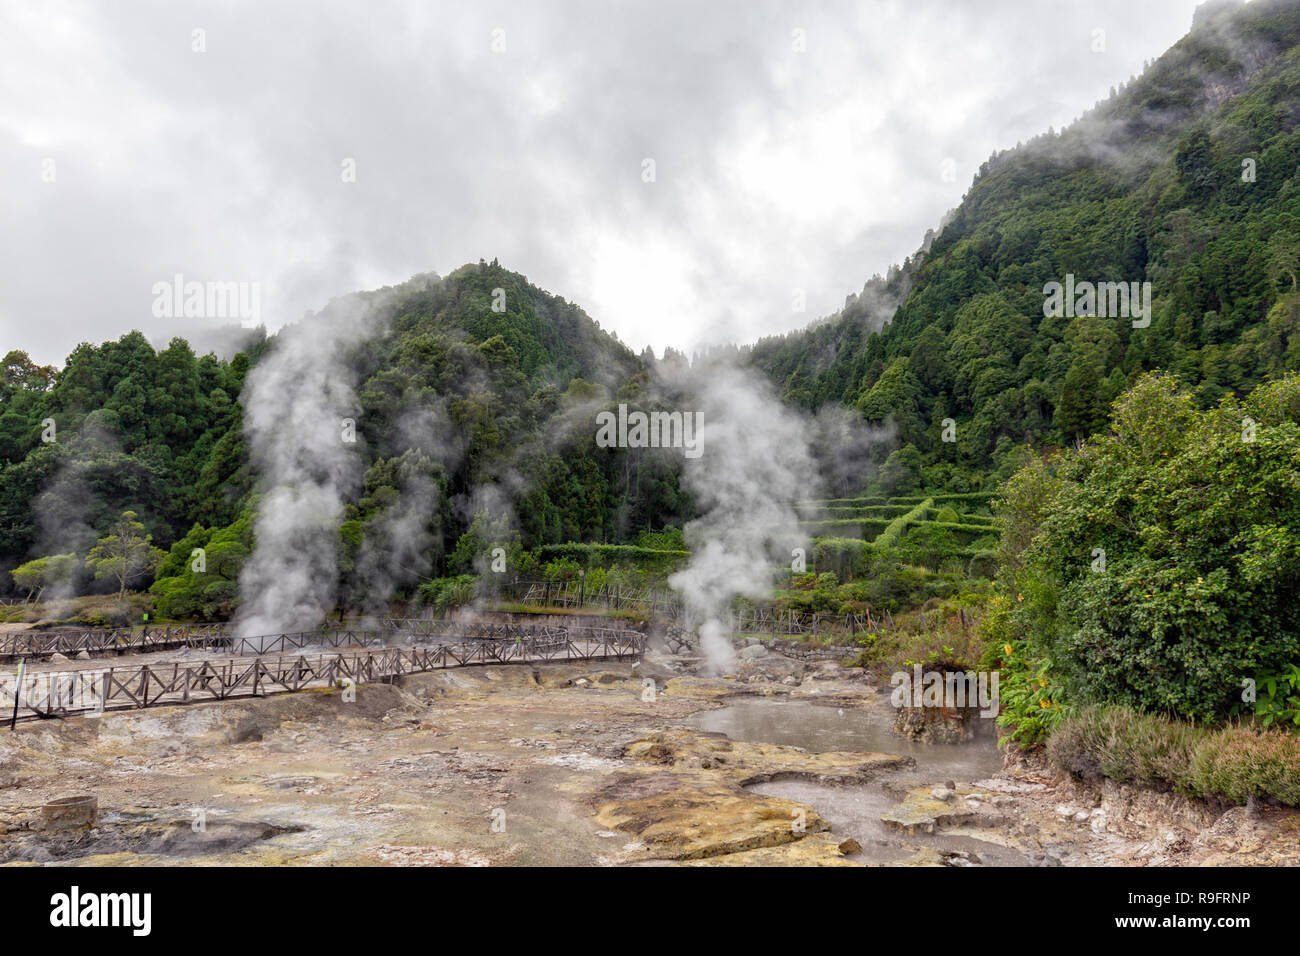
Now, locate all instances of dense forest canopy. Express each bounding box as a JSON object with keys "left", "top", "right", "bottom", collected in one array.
[
  {"left": 746, "top": 0, "right": 1300, "bottom": 492},
  {"left": 0, "top": 261, "right": 696, "bottom": 608}
]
